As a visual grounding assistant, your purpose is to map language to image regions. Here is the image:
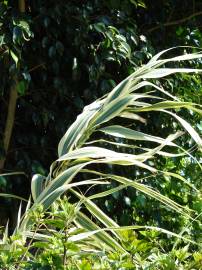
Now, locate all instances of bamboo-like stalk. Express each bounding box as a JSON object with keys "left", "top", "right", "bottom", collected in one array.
[
  {"left": 19, "top": 0, "right": 25, "bottom": 13},
  {"left": 0, "top": 0, "right": 25, "bottom": 171},
  {"left": 0, "top": 80, "right": 18, "bottom": 171}
]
